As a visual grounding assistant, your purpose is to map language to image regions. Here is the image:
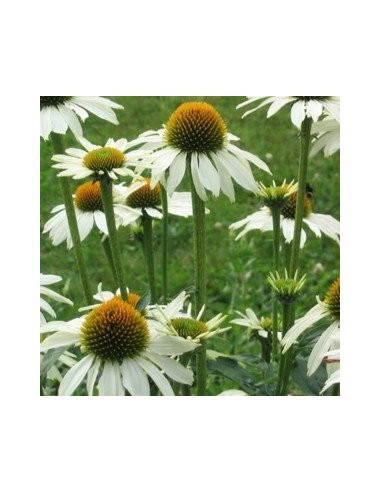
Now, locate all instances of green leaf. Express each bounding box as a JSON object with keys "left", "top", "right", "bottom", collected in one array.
[
  {"left": 291, "top": 356, "right": 327, "bottom": 396},
  {"left": 136, "top": 291, "right": 151, "bottom": 312},
  {"left": 40, "top": 346, "right": 68, "bottom": 379},
  {"left": 207, "top": 356, "right": 260, "bottom": 395}
]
